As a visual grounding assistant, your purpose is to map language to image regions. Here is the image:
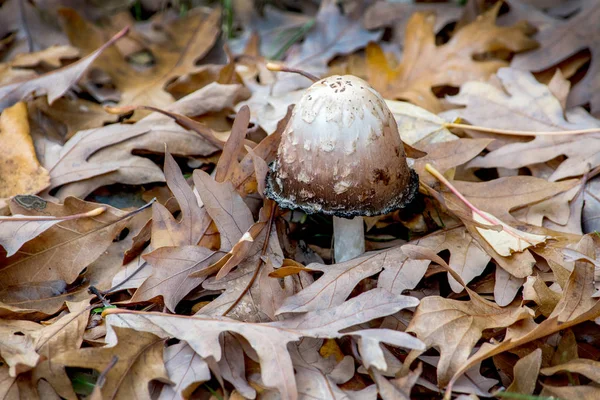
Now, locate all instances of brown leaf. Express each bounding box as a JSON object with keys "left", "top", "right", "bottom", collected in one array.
[
  {"left": 193, "top": 169, "right": 254, "bottom": 252},
  {"left": 444, "top": 68, "right": 600, "bottom": 182},
  {"left": 366, "top": 5, "right": 537, "bottom": 112},
  {"left": 132, "top": 245, "right": 222, "bottom": 311},
  {"left": 445, "top": 237, "right": 600, "bottom": 391},
  {"left": 0, "top": 319, "right": 41, "bottom": 376},
  {"left": 406, "top": 280, "right": 533, "bottom": 387},
  {"left": 0, "top": 28, "right": 127, "bottom": 112},
  {"left": 372, "top": 363, "right": 422, "bottom": 400},
  {"left": 505, "top": 348, "right": 542, "bottom": 395},
  {"left": 413, "top": 139, "right": 493, "bottom": 187},
  {"left": 106, "top": 288, "right": 423, "bottom": 400},
  {"left": 54, "top": 326, "right": 168, "bottom": 399},
  {"left": 159, "top": 342, "right": 210, "bottom": 399},
  {"left": 32, "top": 300, "right": 90, "bottom": 400},
  {"left": 272, "top": 0, "right": 382, "bottom": 93},
  {"left": 0, "top": 103, "right": 49, "bottom": 207},
  {"left": 59, "top": 8, "right": 221, "bottom": 113},
  {"left": 277, "top": 246, "right": 422, "bottom": 314},
  {"left": 541, "top": 383, "right": 600, "bottom": 399},
  {"left": 0, "top": 197, "right": 144, "bottom": 288},
  {"left": 512, "top": 2, "right": 600, "bottom": 114},
  {"left": 541, "top": 358, "right": 600, "bottom": 384}
]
